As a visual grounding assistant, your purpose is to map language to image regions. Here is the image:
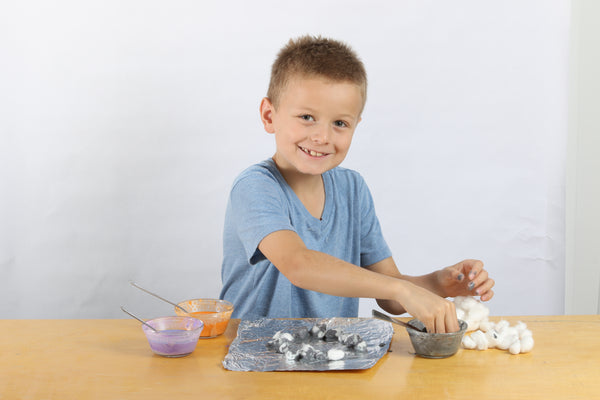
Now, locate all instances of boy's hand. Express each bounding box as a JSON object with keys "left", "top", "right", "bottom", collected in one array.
[
  {"left": 398, "top": 282, "right": 460, "bottom": 334},
  {"left": 437, "top": 259, "right": 495, "bottom": 301}
]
